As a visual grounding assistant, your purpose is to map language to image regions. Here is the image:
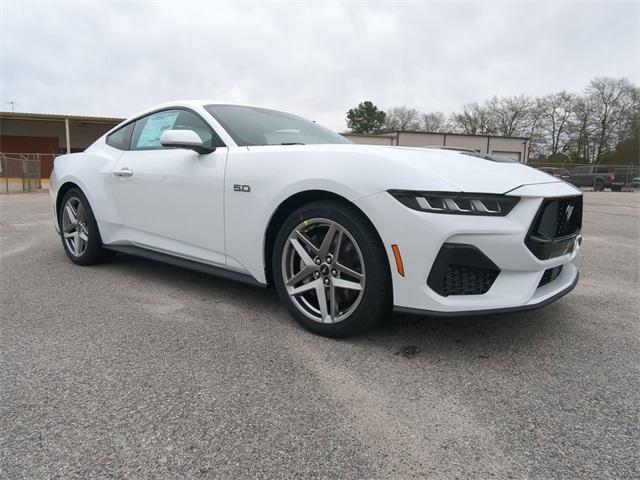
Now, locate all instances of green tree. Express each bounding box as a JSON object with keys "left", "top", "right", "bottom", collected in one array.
[{"left": 346, "top": 101, "right": 386, "bottom": 134}]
